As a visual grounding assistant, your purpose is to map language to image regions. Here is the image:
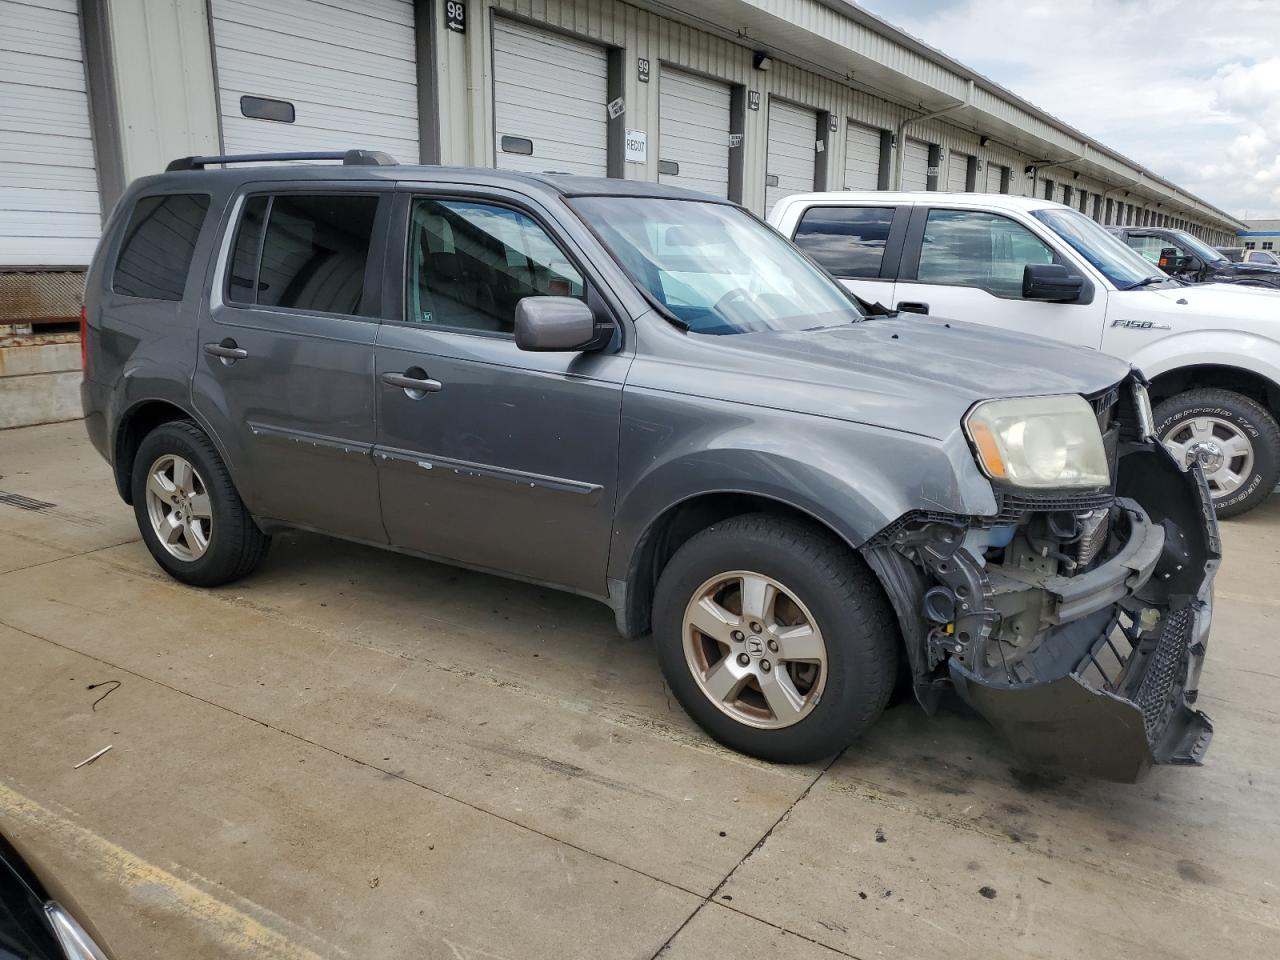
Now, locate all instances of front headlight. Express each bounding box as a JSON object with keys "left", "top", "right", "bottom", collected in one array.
[{"left": 964, "top": 394, "right": 1110, "bottom": 489}]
